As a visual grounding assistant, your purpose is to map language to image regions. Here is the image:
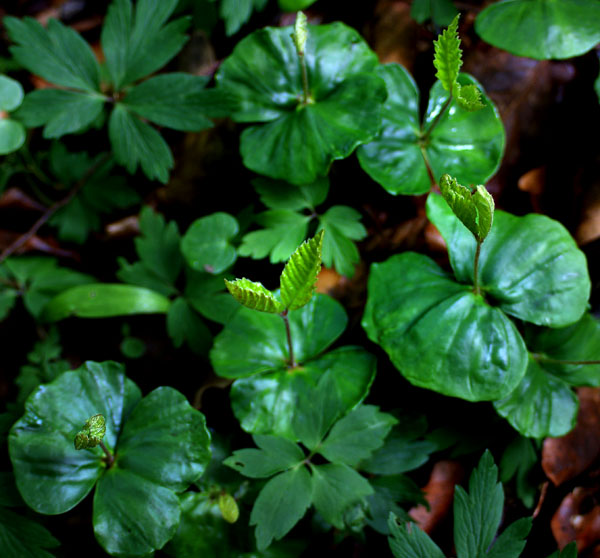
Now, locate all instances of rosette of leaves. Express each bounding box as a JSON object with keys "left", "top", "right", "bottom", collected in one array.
[
  {"left": 8, "top": 361, "right": 211, "bottom": 557},
  {"left": 225, "top": 371, "right": 397, "bottom": 550},
  {"left": 388, "top": 451, "right": 532, "bottom": 558},
  {"left": 363, "top": 178, "right": 590, "bottom": 402},
  {"left": 239, "top": 177, "right": 367, "bottom": 277},
  {"left": 475, "top": 0, "right": 600, "bottom": 60},
  {"left": 0, "top": 74, "right": 26, "bottom": 155},
  {"left": 5, "top": 0, "right": 233, "bottom": 183},
  {"left": 43, "top": 208, "right": 239, "bottom": 353},
  {"left": 495, "top": 313, "right": 600, "bottom": 438},
  {"left": 213, "top": 232, "right": 376, "bottom": 438},
  {"left": 357, "top": 16, "right": 504, "bottom": 195},
  {"left": 216, "top": 14, "right": 387, "bottom": 184}
]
